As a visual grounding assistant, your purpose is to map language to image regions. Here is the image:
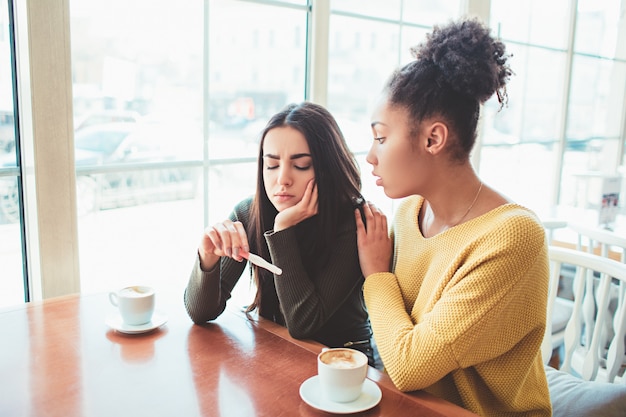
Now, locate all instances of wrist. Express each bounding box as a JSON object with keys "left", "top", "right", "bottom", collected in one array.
[{"left": 198, "top": 250, "right": 219, "bottom": 272}]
